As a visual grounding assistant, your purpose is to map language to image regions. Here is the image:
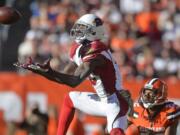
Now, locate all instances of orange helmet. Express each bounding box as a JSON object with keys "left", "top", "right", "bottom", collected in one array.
[{"left": 139, "top": 78, "right": 168, "bottom": 108}]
